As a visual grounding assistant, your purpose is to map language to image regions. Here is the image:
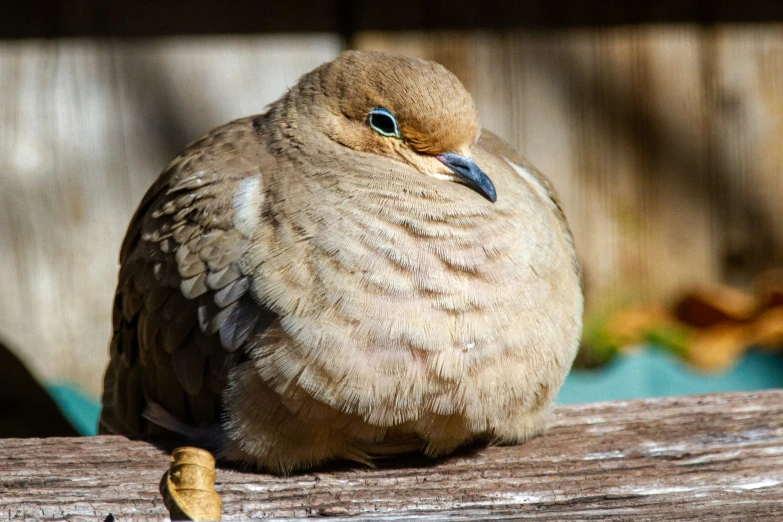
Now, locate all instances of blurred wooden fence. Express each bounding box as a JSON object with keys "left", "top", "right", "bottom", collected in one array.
[{"left": 1, "top": 26, "right": 781, "bottom": 394}]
